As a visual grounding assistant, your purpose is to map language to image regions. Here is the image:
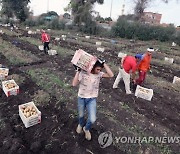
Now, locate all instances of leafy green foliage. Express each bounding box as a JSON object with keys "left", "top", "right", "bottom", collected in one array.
[
  {"left": 48, "top": 18, "right": 65, "bottom": 30},
  {"left": 111, "top": 17, "right": 176, "bottom": 42},
  {"left": 67, "top": 0, "right": 104, "bottom": 34},
  {"left": 0, "top": 0, "right": 30, "bottom": 22}
]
